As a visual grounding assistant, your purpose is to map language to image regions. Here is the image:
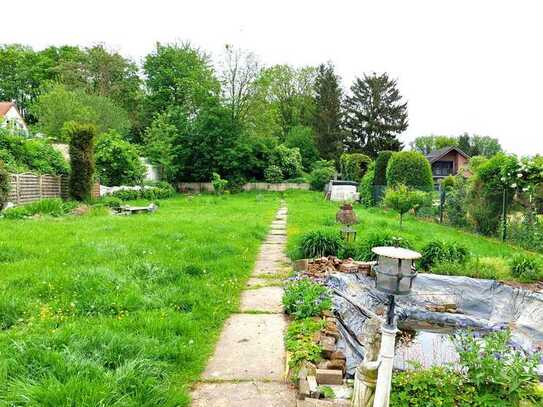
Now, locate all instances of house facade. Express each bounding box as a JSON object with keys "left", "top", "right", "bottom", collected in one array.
[
  {"left": 425, "top": 146, "right": 470, "bottom": 184},
  {"left": 0, "top": 102, "right": 29, "bottom": 136}
]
